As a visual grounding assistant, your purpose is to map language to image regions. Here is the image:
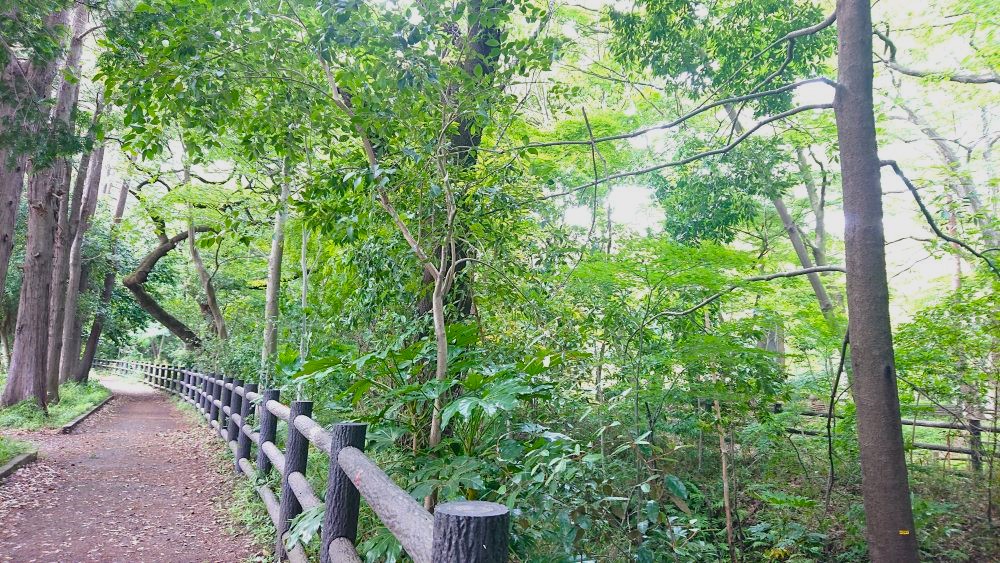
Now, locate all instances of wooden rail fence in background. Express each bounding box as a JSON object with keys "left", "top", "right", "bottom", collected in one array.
[{"left": 94, "top": 359, "right": 510, "bottom": 563}]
